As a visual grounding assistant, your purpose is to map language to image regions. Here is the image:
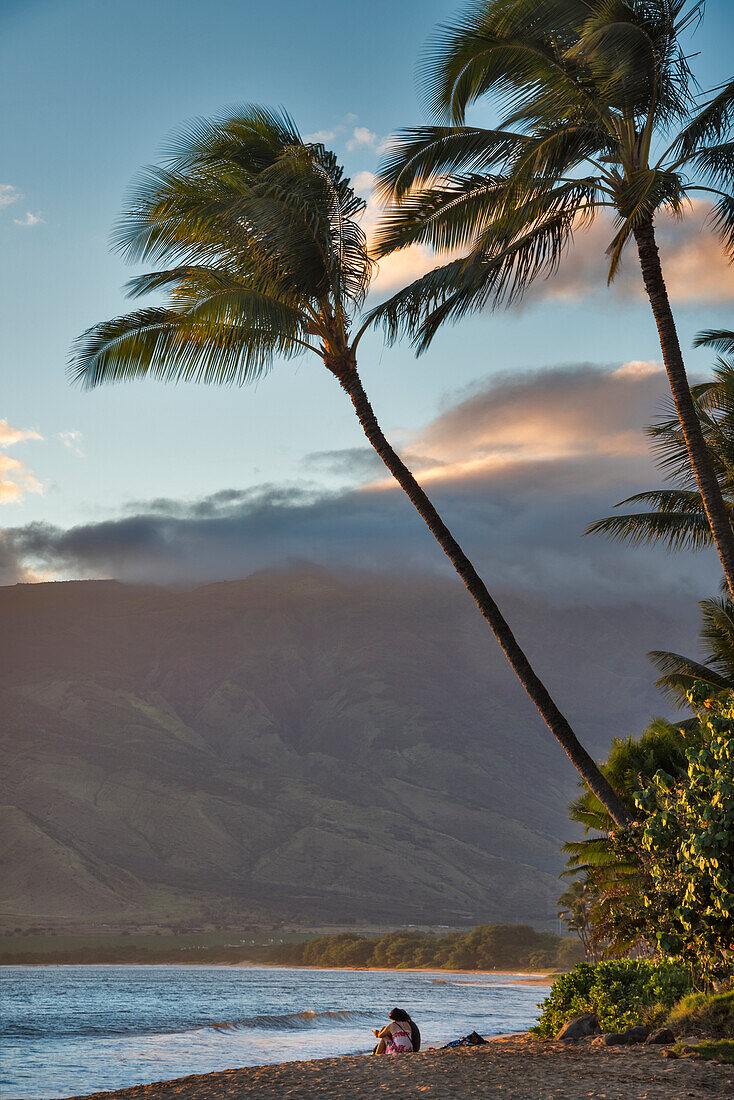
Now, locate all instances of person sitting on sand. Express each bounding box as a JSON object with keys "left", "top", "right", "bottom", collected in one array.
[{"left": 372, "top": 1007, "right": 419, "bottom": 1054}]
